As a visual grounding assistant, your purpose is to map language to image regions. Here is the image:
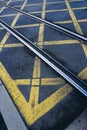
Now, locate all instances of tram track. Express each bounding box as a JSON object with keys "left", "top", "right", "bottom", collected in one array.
[
  {"left": 0, "top": 19, "right": 87, "bottom": 97},
  {"left": 0, "top": 2, "right": 87, "bottom": 44}
]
